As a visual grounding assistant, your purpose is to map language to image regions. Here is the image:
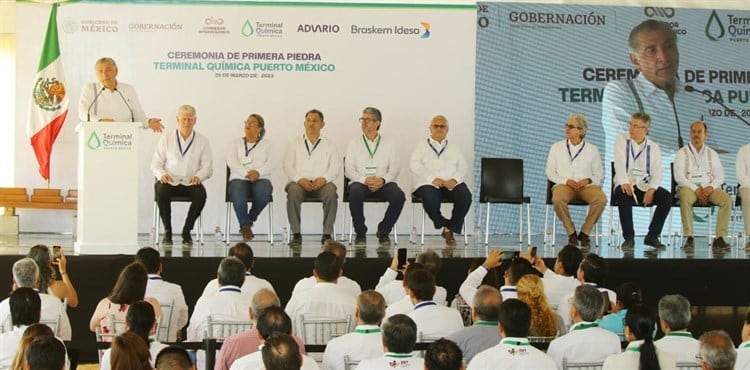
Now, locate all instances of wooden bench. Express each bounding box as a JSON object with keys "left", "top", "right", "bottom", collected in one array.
[{"left": 0, "top": 188, "right": 77, "bottom": 215}]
